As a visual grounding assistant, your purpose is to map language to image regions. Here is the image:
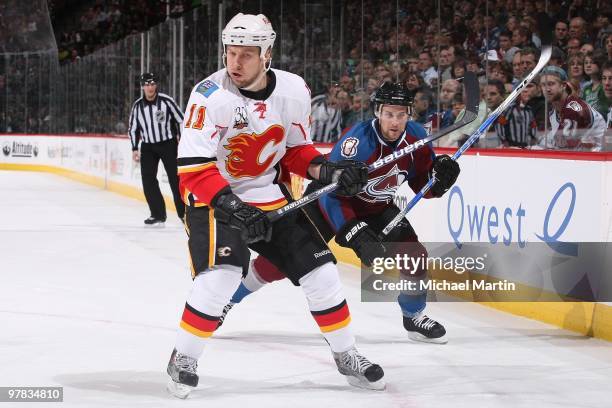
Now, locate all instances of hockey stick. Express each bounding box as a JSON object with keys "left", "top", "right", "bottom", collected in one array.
[
  {"left": 379, "top": 38, "right": 552, "bottom": 237},
  {"left": 267, "top": 72, "right": 480, "bottom": 223}
]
